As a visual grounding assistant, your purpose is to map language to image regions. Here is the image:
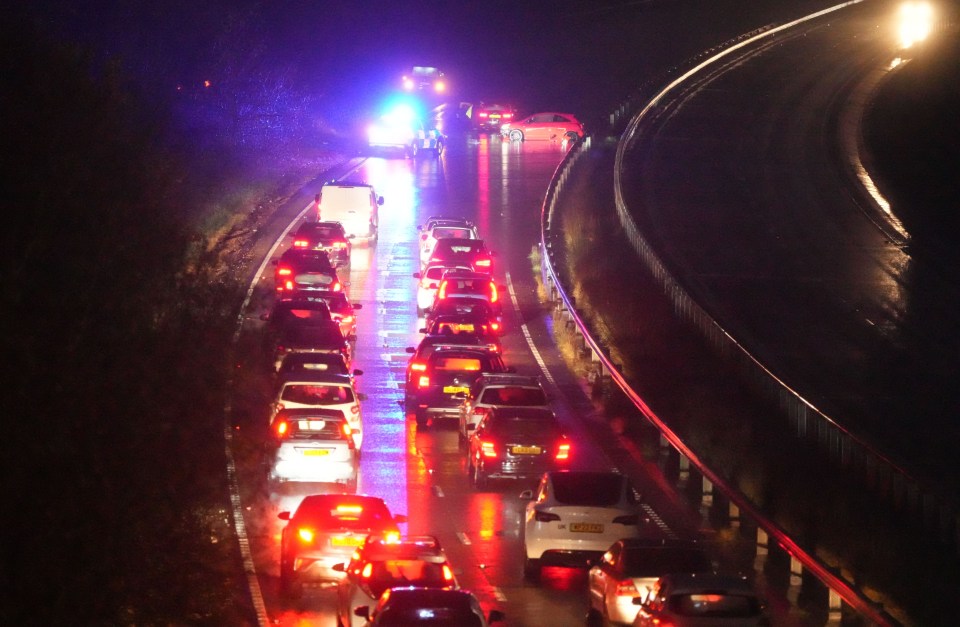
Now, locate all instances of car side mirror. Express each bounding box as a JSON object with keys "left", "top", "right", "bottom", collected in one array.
[
  {"left": 488, "top": 610, "right": 506, "bottom": 623},
  {"left": 354, "top": 606, "right": 370, "bottom": 619},
  {"left": 419, "top": 328, "right": 427, "bottom": 334},
  {"left": 332, "top": 563, "right": 346, "bottom": 572},
  {"left": 519, "top": 489, "right": 534, "bottom": 500},
  {"left": 377, "top": 196, "right": 384, "bottom": 205},
  {"left": 394, "top": 514, "right": 408, "bottom": 523},
  {"left": 413, "top": 272, "right": 421, "bottom": 279},
  {"left": 353, "top": 303, "right": 363, "bottom": 310},
  {"left": 278, "top": 511, "right": 291, "bottom": 521},
  {"left": 467, "top": 423, "right": 476, "bottom": 431},
  {"left": 405, "top": 347, "right": 415, "bottom": 354},
  {"left": 352, "top": 369, "right": 364, "bottom": 376},
  {"left": 347, "top": 234, "right": 355, "bottom": 239},
  {"left": 357, "top": 393, "right": 368, "bottom": 401}
]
